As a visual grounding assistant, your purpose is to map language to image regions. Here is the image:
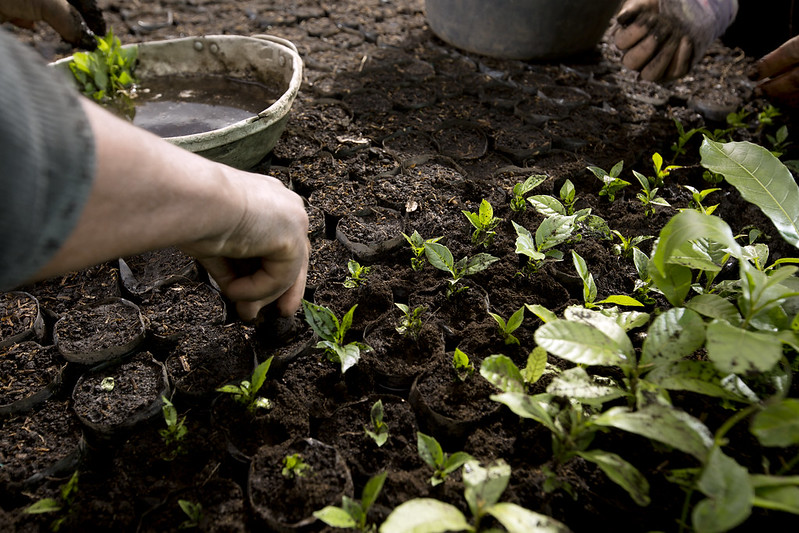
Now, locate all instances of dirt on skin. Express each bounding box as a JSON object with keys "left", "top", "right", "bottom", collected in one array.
[{"left": 3, "top": 1, "right": 799, "bottom": 532}]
